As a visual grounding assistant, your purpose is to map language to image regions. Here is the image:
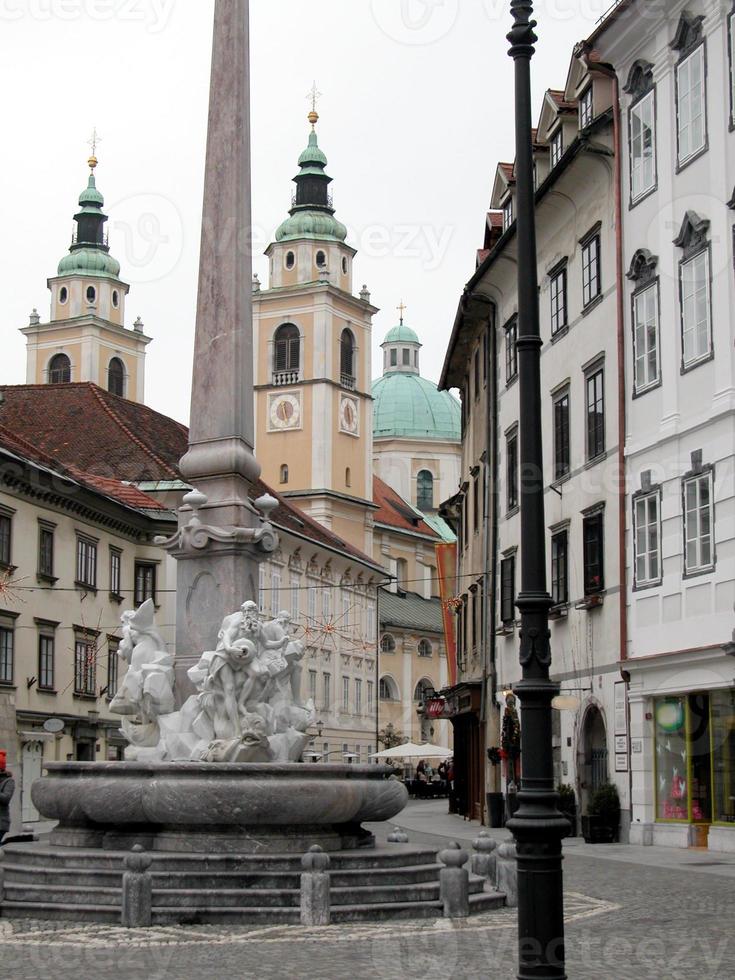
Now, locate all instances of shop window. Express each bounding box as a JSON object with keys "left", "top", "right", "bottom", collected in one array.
[
  {"left": 712, "top": 690, "right": 735, "bottom": 825},
  {"left": 655, "top": 694, "right": 714, "bottom": 824}
]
